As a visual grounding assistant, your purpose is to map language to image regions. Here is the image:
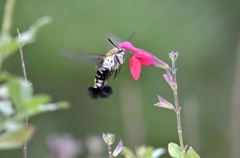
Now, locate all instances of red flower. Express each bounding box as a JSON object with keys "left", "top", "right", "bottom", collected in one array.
[{"left": 119, "top": 41, "right": 169, "bottom": 80}]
